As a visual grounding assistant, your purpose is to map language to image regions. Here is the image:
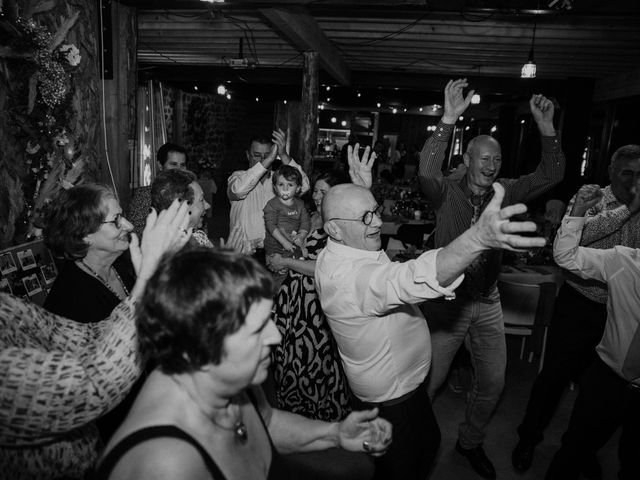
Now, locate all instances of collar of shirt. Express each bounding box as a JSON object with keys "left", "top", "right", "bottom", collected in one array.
[
  {"left": 459, "top": 174, "right": 495, "bottom": 206},
  {"left": 325, "top": 237, "right": 386, "bottom": 261}
]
